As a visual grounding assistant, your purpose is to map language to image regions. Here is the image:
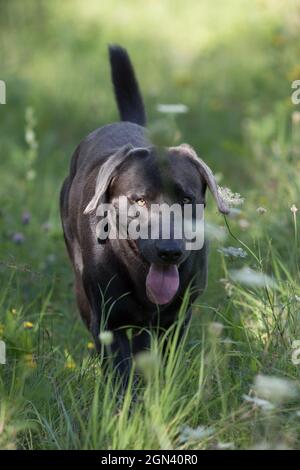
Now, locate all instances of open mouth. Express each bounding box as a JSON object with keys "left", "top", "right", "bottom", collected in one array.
[{"left": 146, "top": 263, "right": 180, "bottom": 305}]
